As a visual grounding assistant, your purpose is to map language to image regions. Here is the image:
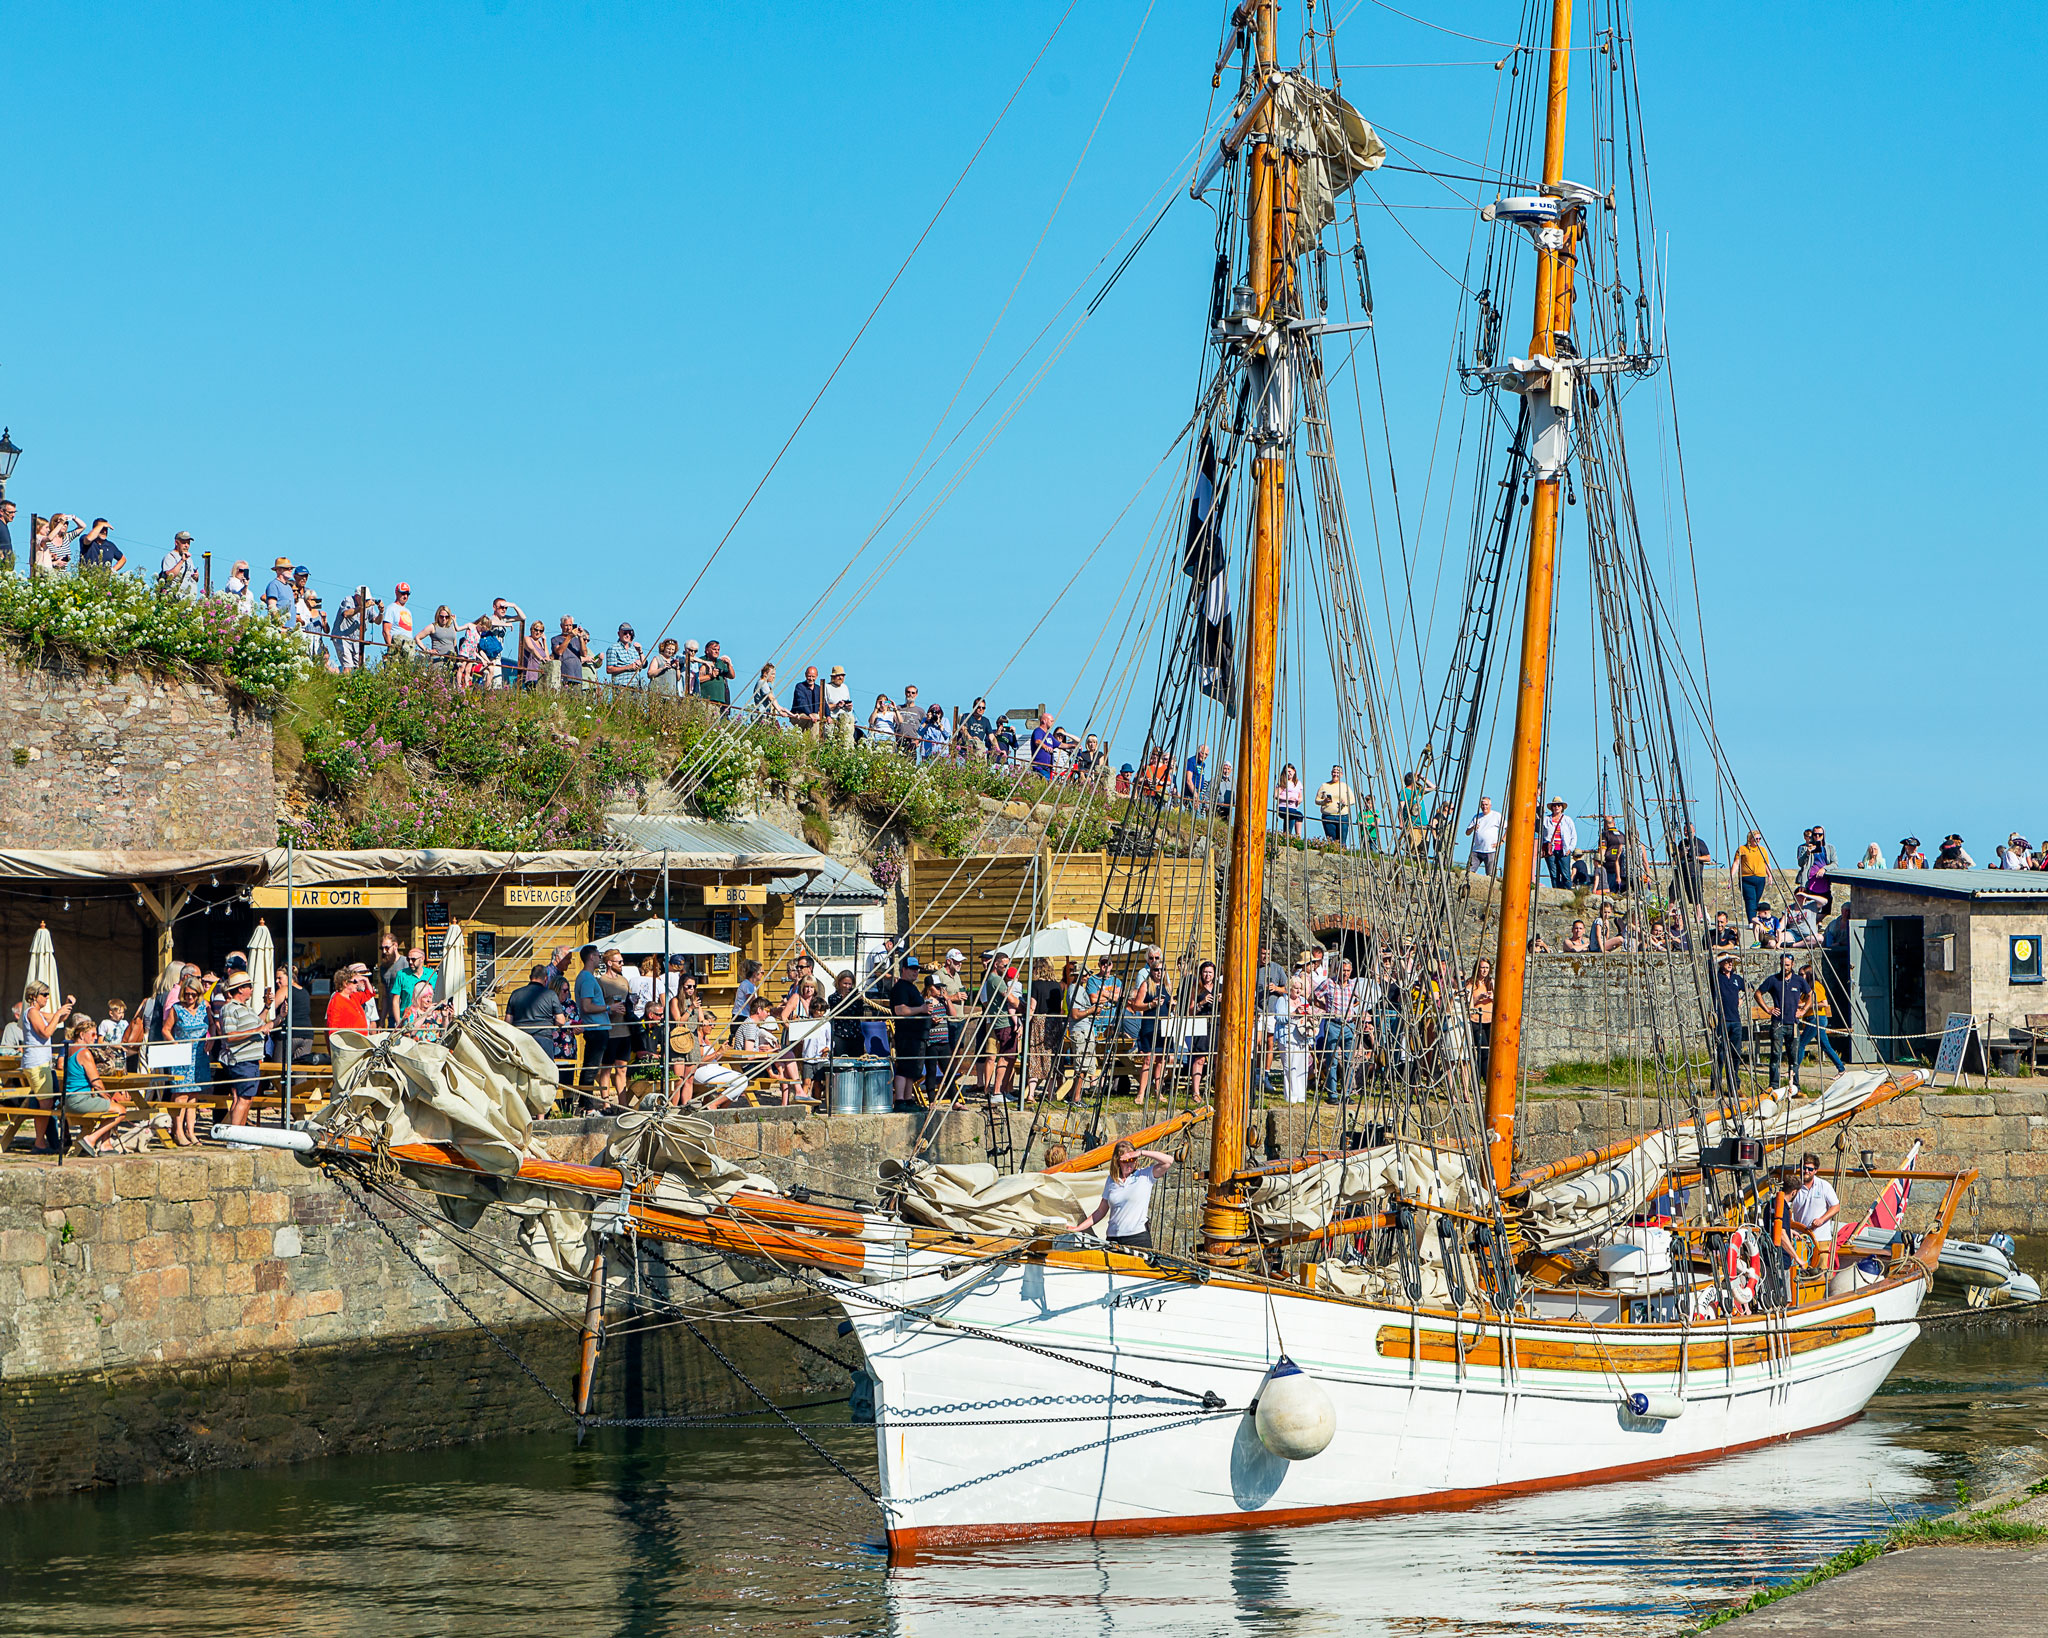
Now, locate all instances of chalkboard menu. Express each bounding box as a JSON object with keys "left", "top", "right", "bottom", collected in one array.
[{"left": 423, "top": 901, "right": 450, "bottom": 966}]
